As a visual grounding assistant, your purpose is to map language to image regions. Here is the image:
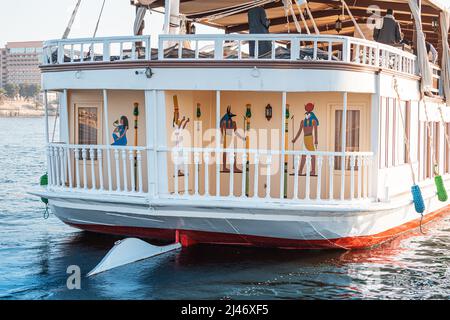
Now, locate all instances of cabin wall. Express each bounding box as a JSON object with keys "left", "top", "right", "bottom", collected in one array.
[
  {"left": 66, "top": 89, "right": 148, "bottom": 191},
  {"left": 376, "top": 74, "right": 450, "bottom": 200},
  {"left": 164, "top": 91, "right": 372, "bottom": 198}
]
